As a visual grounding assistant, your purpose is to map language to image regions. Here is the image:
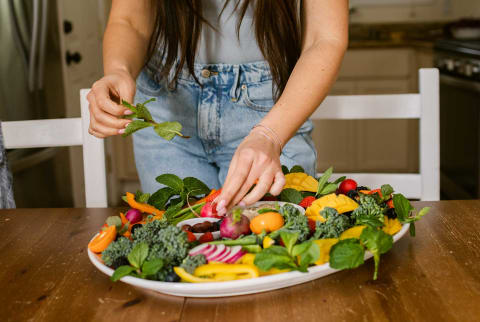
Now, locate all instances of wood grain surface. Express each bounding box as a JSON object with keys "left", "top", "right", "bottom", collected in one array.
[{"left": 0, "top": 201, "right": 479, "bottom": 322}]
